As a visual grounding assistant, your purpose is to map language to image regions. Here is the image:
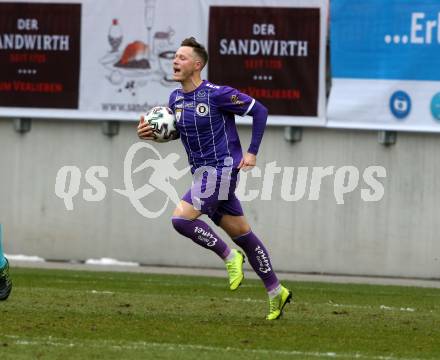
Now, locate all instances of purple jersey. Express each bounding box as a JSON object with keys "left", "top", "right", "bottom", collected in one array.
[{"left": 168, "top": 80, "right": 255, "bottom": 171}]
